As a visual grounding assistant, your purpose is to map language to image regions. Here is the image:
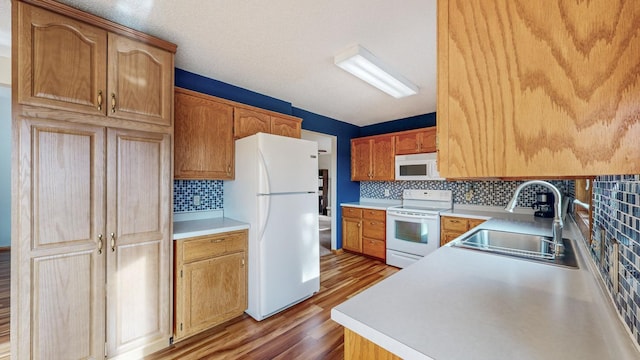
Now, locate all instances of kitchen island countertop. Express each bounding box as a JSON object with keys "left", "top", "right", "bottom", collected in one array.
[{"left": 331, "top": 219, "right": 639, "bottom": 359}]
